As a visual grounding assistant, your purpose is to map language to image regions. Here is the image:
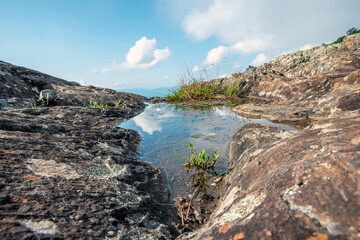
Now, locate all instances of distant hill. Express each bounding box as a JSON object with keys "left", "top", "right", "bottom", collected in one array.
[{"left": 118, "top": 87, "right": 172, "bottom": 98}]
